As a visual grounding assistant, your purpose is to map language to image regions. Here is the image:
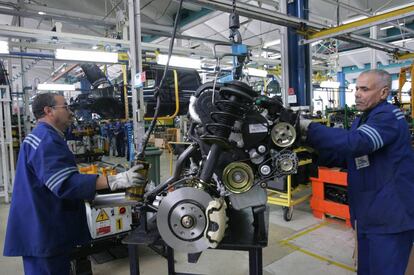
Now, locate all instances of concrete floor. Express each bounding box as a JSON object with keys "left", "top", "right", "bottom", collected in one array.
[{"left": 0, "top": 150, "right": 357, "bottom": 275}]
